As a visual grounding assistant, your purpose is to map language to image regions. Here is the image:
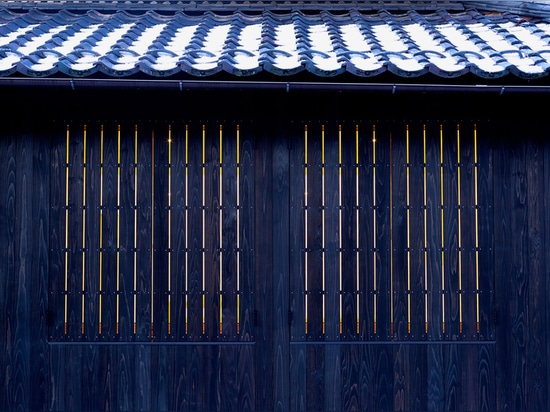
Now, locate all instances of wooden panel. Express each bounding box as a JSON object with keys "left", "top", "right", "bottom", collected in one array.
[
  {"left": 12, "top": 133, "right": 33, "bottom": 409},
  {"left": 289, "top": 123, "right": 306, "bottom": 341},
  {"left": 391, "top": 125, "right": 408, "bottom": 341},
  {"left": 474, "top": 123, "right": 494, "bottom": 340},
  {"left": 526, "top": 136, "right": 548, "bottom": 410},
  {"left": 30, "top": 131, "right": 50, "bottom": 410},
  {"left": 494, "top": 126, "right": 527, "bottom": 411},
  {"left": 187, "top": 124, "right": 204, "bottom": 340},
  {"left": 290, "top": 344, "right": 306, "bottom": 410},
  {"left": 341, "top": 344, "right": 360, "bottom": 410},
  {"left": 375, "top": 123, "right": 392, "bottom": 340},
  {"left": 240, "top": 125, "right": 255, "bottom": 341},
  {"left": 6, "top": 99, "right": 550, "bottom": 412},
  {"left": 49, "top": 127, "right": 67, "bottom": 340},
  {"left": 271, "top": 131, "right": 290, "bottom": 410}
]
